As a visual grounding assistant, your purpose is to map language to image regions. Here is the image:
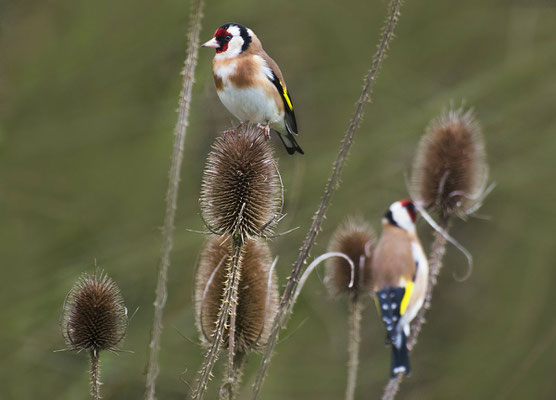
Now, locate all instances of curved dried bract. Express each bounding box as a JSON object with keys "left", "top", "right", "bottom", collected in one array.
[
  {"left": 200, "top": 125, "right": 281, "bottom": 242},
  {"left": 195, "top": 235, "right": 279, "bottom": 353},
  {"left": 411, "top": 107, "right": 488, "bottom": 219},
  {"left": 326, "top": 218, "right": 376, "bottom": 297},
  {"left": 62, "top": 271, "right": 128, "bottom": 353}
]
